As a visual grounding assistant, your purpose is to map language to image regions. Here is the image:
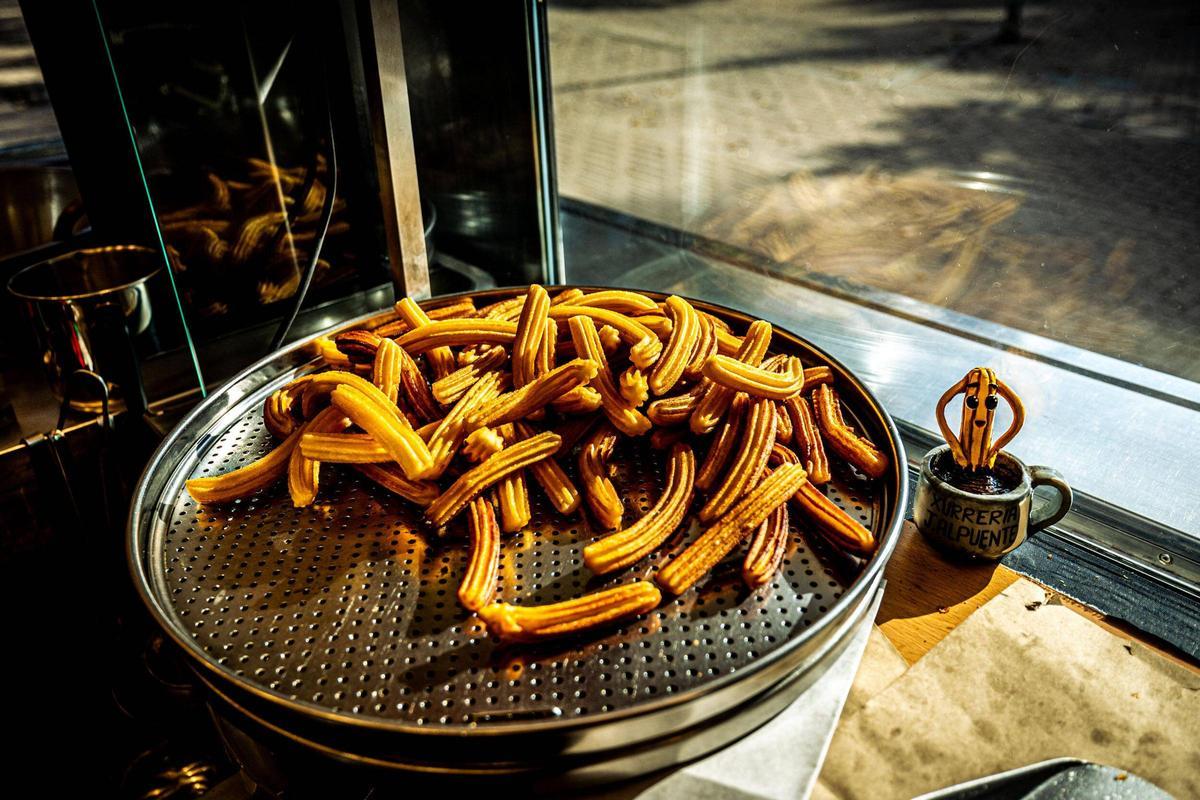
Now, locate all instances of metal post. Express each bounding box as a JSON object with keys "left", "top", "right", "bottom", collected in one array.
[{"left": 358, "top": 0, "right": 431, "bottom": 300}]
